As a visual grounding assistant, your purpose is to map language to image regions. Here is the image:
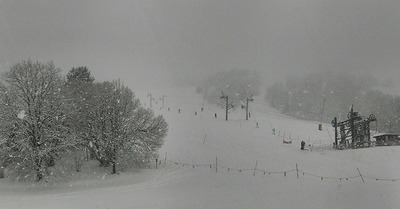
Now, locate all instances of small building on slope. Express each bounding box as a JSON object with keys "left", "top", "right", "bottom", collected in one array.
[{"left": 373, "top": 133, "right": 400, "bottom": 146}]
